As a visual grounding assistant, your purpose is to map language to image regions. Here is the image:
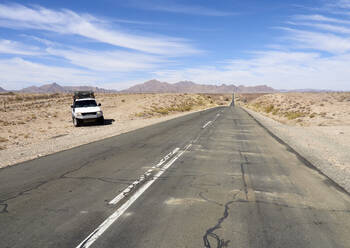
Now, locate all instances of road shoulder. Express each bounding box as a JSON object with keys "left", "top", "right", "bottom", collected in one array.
[{"left": 242, "top": 106, "right": 350, "bottom": 193}]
